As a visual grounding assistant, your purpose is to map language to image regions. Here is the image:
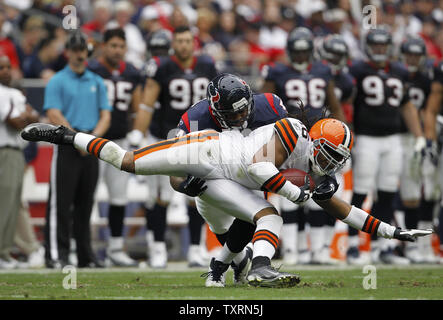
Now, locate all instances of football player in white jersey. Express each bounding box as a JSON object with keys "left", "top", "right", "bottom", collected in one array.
[{"left": 21, "top": 118, "right": 433, "bottom": 287}]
